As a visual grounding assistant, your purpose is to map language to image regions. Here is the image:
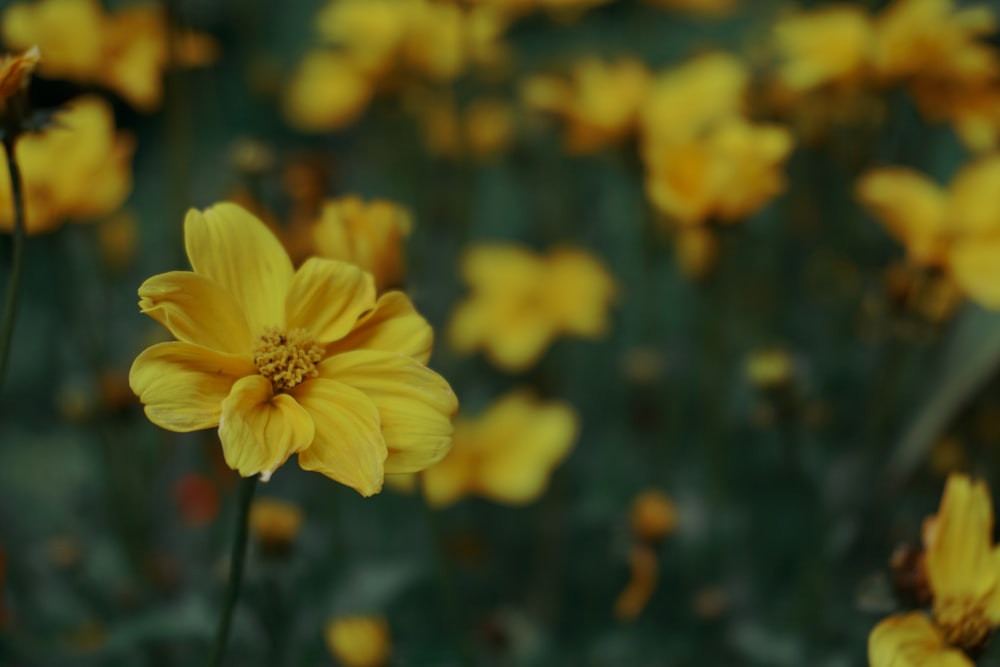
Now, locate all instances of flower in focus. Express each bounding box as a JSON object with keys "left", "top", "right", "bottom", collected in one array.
[
  {"left": 868, "top": 474, "right": 1000, "bottom": 665},
  {"left": 0, "top": 95, "right": 134, "bottom": 234},
  {"left": 2, "top": 0, "right": 218, "bottom": 112},
  {"left": 249, "top": 497, "right": 304, "bottom": 553},
  {"left": 448, "top": 243, "right": 617, "bottom": 372},
  {"left": 307, "top": 196, "right": 413, "bottom": 292},
  {"left": 129, "top": 203, "right": 457, "bottom": 495},
  {"left": 857, "top": 156, "right": 1000, "bottom": 309},
  {"left": 772, "top": 6, "right": 874, "bottom": 97},
  {"left": 324, "top": 616, "right": 391, "bottom": 667},
  {"left": 522, "top": 57, "right": 651, "bottom": 154},
  {"left": 419, "top": 390, "right": 578, "bottom": 507}
]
